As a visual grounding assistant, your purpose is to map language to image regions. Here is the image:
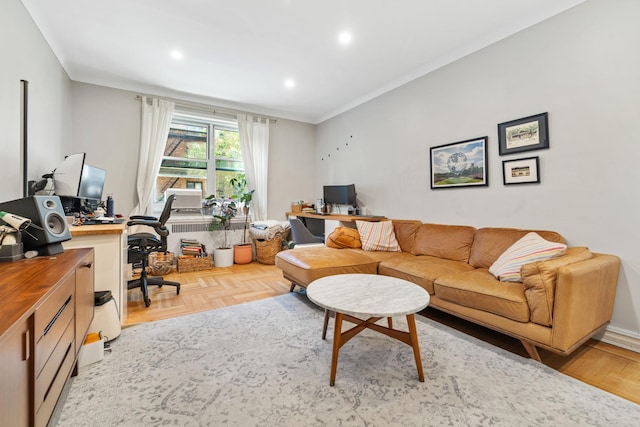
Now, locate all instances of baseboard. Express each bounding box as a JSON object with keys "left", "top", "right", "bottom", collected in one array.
[{"left": 598, "top": 326, "right": 640, "bottom": 353}]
